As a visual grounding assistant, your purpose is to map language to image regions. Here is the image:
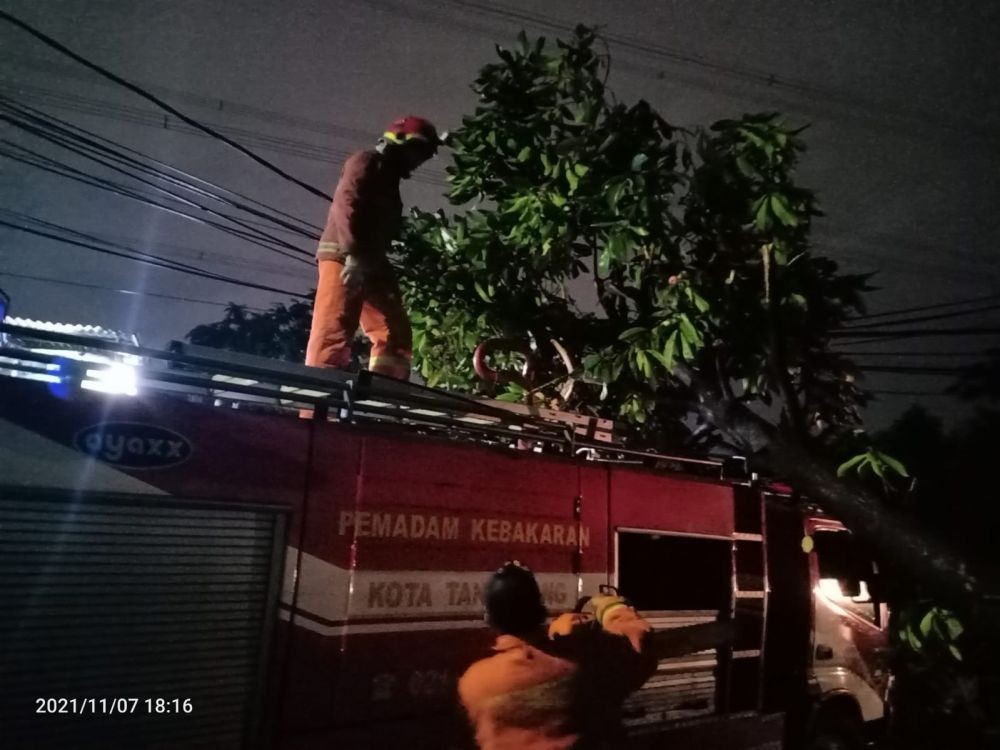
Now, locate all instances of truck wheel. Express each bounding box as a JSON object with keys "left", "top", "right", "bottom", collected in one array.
[{"left": 805, "top": 710, "right": 867, "bottom": 750}]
